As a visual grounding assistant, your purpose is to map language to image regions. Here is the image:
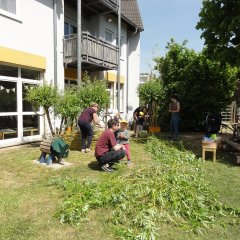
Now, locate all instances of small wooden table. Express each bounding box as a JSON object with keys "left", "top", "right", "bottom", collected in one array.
[
  {"left": 202, "top": 143, "right": 217, "bottom": 162},
  {"left": 202, "top": 138, "right": 221, "bottom": 163},
  {"left": 0, "top": 127, "right": 38, "bottom": 140},
  {"left": 23, "top": 127, "right": 38, "bottom": 136},
  {"left": 0, "top": 128, "right": 17, "bottom": 140}
]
